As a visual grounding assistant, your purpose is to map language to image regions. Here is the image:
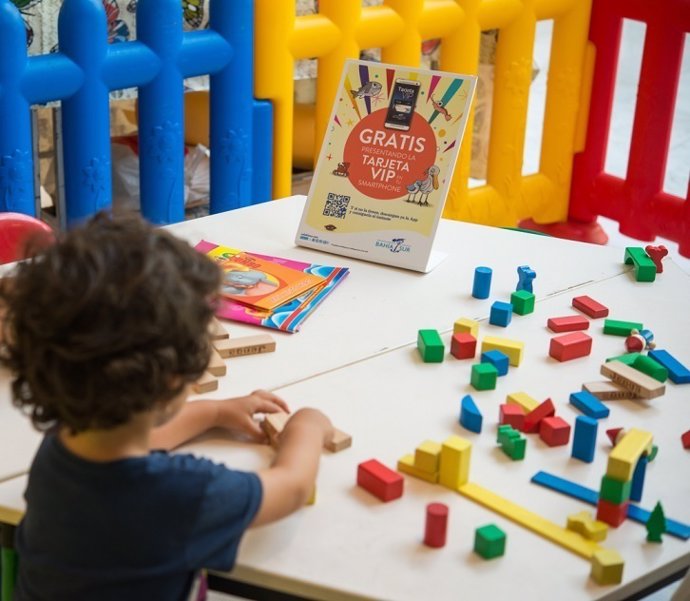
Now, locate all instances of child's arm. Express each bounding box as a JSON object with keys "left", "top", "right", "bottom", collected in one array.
[
  {"left": 251, "top": 408, "right": 333, "bottom": 527},
  {"left": 149, "top": 389, "right": 289, "bottom": 450}
]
